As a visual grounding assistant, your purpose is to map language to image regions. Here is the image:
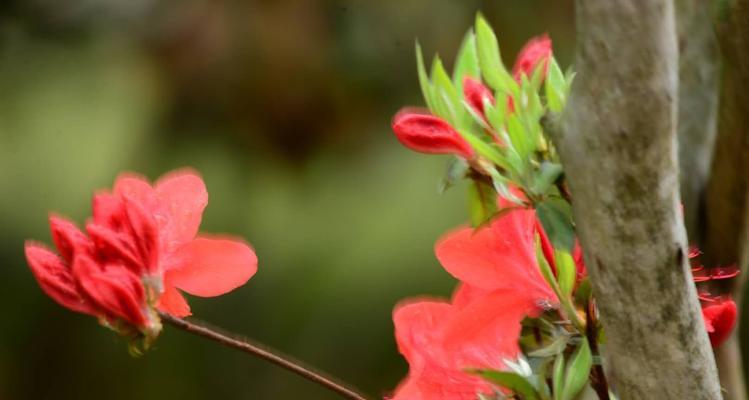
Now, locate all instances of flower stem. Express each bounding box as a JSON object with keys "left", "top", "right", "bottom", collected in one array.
[{"left": 158, "top": 312, "right": 370, "bottom": 400}]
